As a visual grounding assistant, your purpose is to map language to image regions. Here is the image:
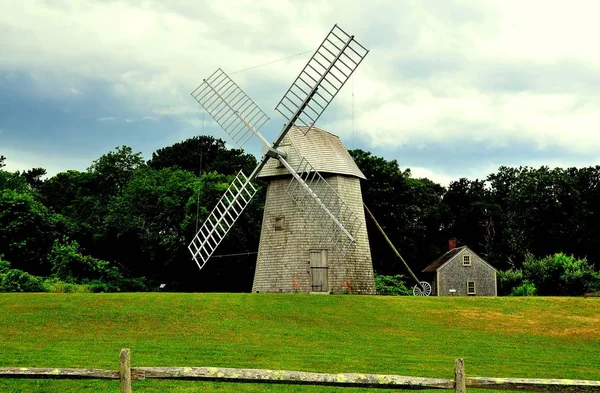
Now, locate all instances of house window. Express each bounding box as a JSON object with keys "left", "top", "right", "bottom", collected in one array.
[
  {"left": 467, "top": 281, "right": 476, "bottom": 295},
  {"left": 462, "top": 255, "right": 472, "bottom": 266},
  {"left": 274, "top": 217, "right": 285, "bottom": 231}
]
